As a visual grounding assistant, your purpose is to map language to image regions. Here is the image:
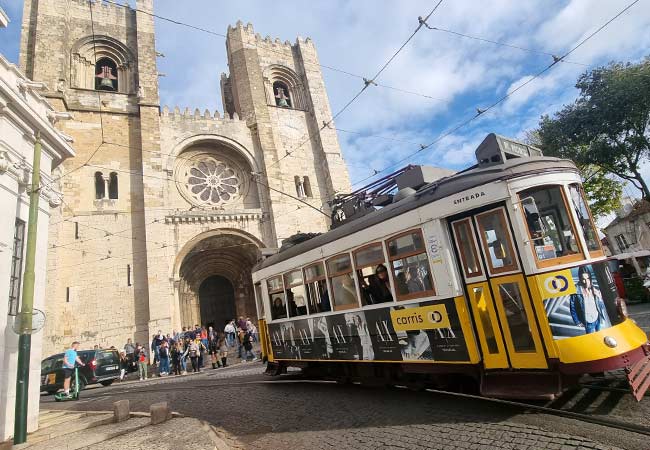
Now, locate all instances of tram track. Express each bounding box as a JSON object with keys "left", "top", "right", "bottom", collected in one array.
[{"left": 69, "top": 374, "right": 650, "bottom": 438}]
